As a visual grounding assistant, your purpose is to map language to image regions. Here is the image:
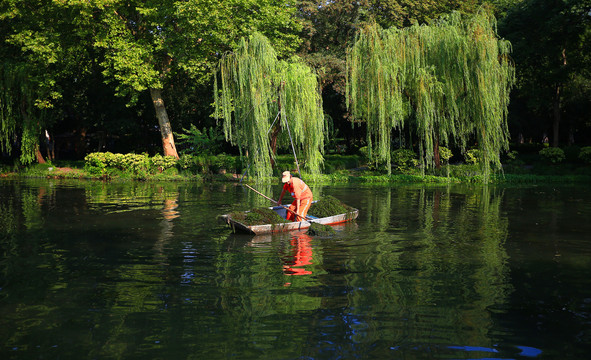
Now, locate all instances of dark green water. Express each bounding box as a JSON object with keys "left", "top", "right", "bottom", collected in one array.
[{"left": 1, "top": 178, "right": 590, "bottom": 359}]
